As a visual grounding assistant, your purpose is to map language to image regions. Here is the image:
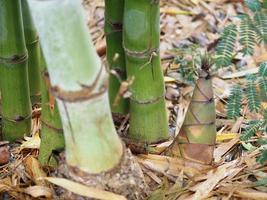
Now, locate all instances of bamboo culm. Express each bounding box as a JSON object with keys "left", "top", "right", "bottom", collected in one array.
[
  {"left": 21, "top": 0, "right": 41, "bottom": 106},
  {"left": 123, "top": 0, "right": 169, "bottom": 143},
  {"left": 38, "top": 50, "right": 64, "bottom": 166},
  {"left": 28, "top": 0, "right": 123, "bottom": 173},
  {"left": 105, "top": 0, "right": 129, "bottom": 114},
  {"left": 0, "top": 0, "right": 32, "bottom": 142}
]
